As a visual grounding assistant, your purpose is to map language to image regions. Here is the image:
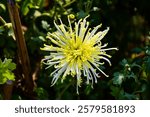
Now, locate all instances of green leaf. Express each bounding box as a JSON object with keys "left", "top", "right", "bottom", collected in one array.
[
  {"left": 134, "top": 84, "right": 147, "bottom": 94},
  {"left": 0, "top": 3, "right": 6, "bottom": 13},
  {"left": 0, "top": 26, "right": 5, "bottom": 34},
  {"left": 32, "top": 0, "right": 44, "bottom": 8},
  {"left": 120, "top": 59, "right": 128, "bottom": 66},
  {"left": 145, "top": 47, "right": 150, "bottom": 56},
  {"left": 21, "top": 0, "right": 31, "bottom": 15},
  {"left": 0, "top": 58, "right": 16, "bottom": 84},
  {"left": 123, "top": 92, "right": 138, "bottom": 100},
  {"left": 34, "top": 87, "right": 48, "bottom": 99},
  {"left": 126, "top": 72, "right": 136, "bottom": 79},
  {"left": 144, "top": 57, "right": 150, "bottom": 75},
  {"left": 3, "top": 70, "right": 15, "bottom": 81},
  {"left": 113, "top": 72, "right": 125, "bottom": 85},
  {"left": 110, "top": 86, "right": 124, "bottom": 99},
  {"left": 131, "top": 47, "right": 143, "bottom": 53},
  {"left": 131, "top": 62, "right": 141, "bottom": 69},
  {"left": 0, "top": 75, "right": 7, "bottom": 84},
  {"left": 77, "top": 10, "right": 88, "bottom": 19},
  {"left": 0, "top": 59, "right": 2, "bottom": 66},
  {"left": 3, "top": 58, "right": 11, "bottom": 67},
  {"left": 3, "top": 59, "right": 16, "bottom": 70},
  {"left": 126, "top": 72, "right": 138, "bottom": 82},
  {"left": 41, "top": 20, "right": 50, "bottom": 31},
  {"left": 8, "top": 62, "right": 16, "bottom": 71}
]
